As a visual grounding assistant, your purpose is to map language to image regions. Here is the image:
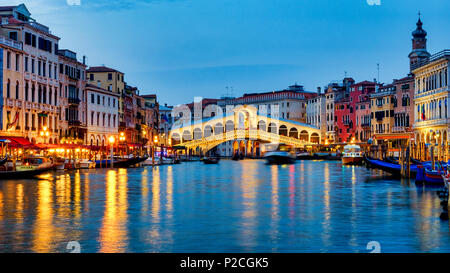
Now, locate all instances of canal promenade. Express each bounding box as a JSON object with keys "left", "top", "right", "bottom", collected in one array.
[{"left": 0, "top": 160, "right": 449, "bottom": 253}]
